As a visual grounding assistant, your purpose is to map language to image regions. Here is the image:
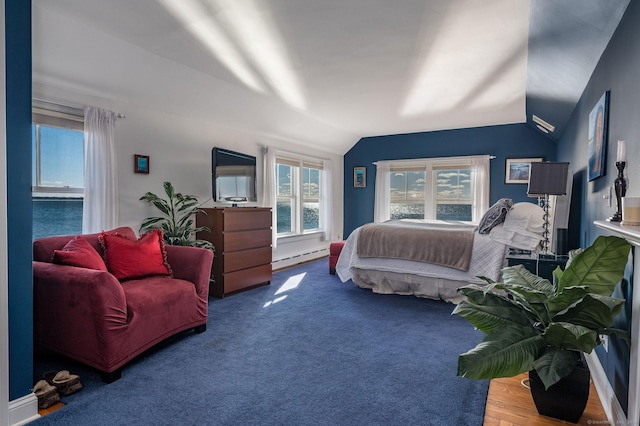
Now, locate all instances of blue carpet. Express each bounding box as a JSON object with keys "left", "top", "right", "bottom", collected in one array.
[{"left": 34, "top": 258, "right": 489, "bottom": 425}]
